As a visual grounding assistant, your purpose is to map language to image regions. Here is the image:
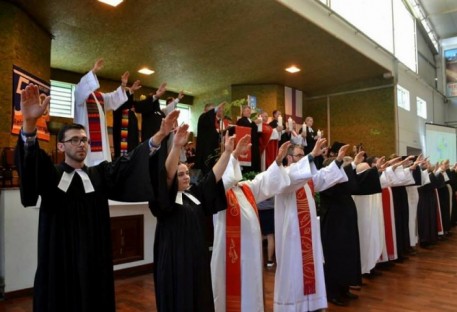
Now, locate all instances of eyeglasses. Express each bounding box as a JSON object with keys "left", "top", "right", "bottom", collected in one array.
[
  {"left": 61, "top": 136, "right": 91, "bottom": 146},
  {"left": 292, "top": 154, "right": 305, "bottom": 158}
]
